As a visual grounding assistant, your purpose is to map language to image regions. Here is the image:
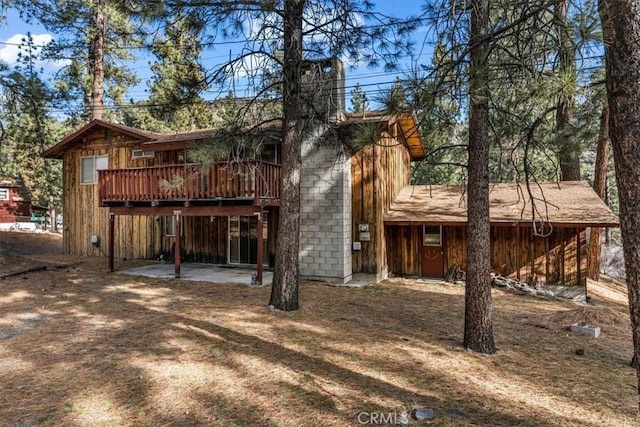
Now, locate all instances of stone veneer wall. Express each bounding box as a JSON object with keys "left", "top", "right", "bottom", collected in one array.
[{"left": 299, "top": 126, "right": 352, "bottom": 284}]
